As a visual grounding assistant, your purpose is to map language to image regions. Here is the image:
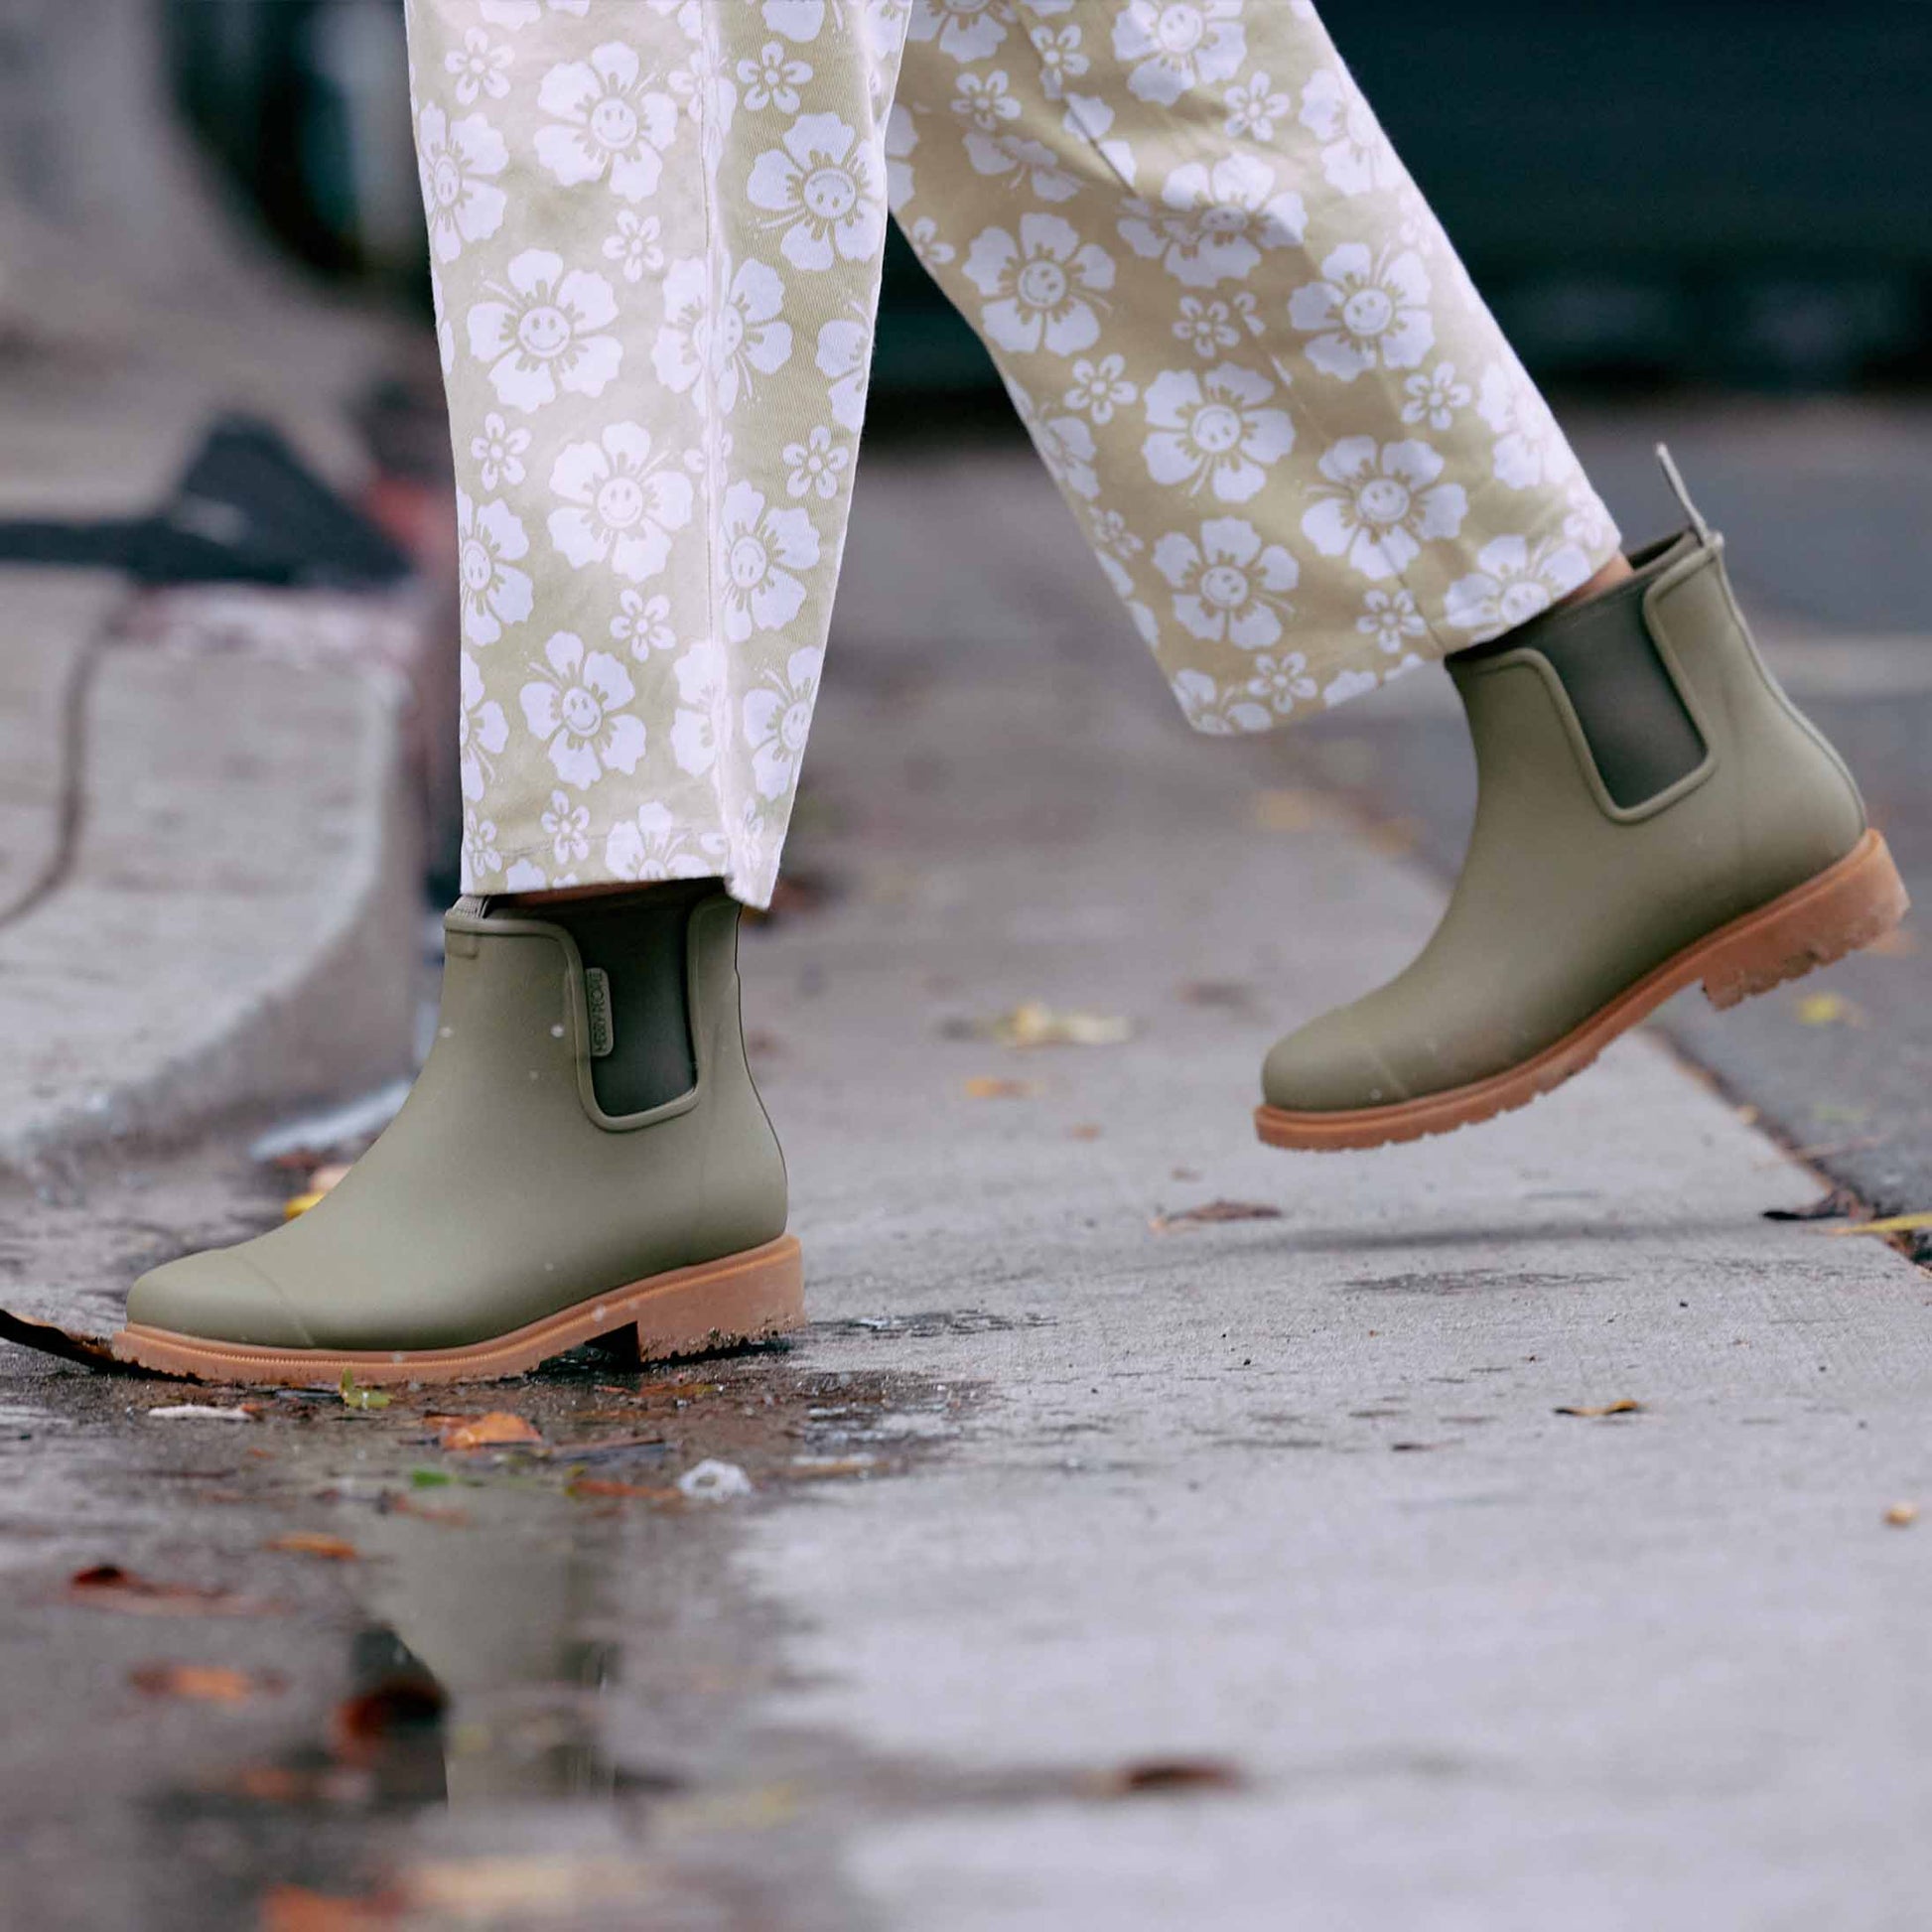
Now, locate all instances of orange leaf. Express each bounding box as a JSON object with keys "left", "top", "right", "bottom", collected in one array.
[
  {"left": 129, "top": 1663, "right": 275, "bottom": 1704},
  {"left": 433, "top": 1411, "right": 542, "bottom": 1451},
  {"left": 265, "top": 1533, "right": 360, "bottom": 1562}
]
